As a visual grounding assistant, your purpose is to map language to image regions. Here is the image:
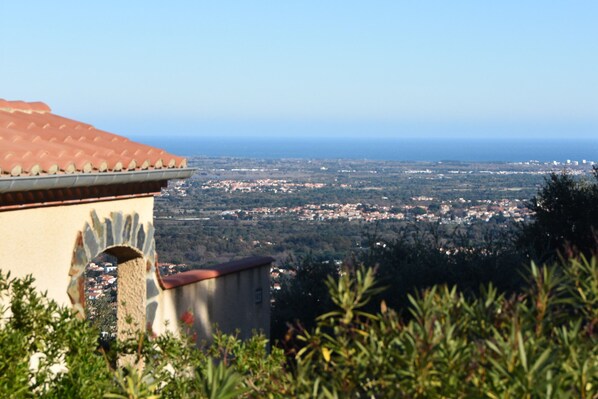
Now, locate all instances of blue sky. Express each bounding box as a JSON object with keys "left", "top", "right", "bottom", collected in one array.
[{"left": 1, "top": 1, "right": 597, "bottom": 139}]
